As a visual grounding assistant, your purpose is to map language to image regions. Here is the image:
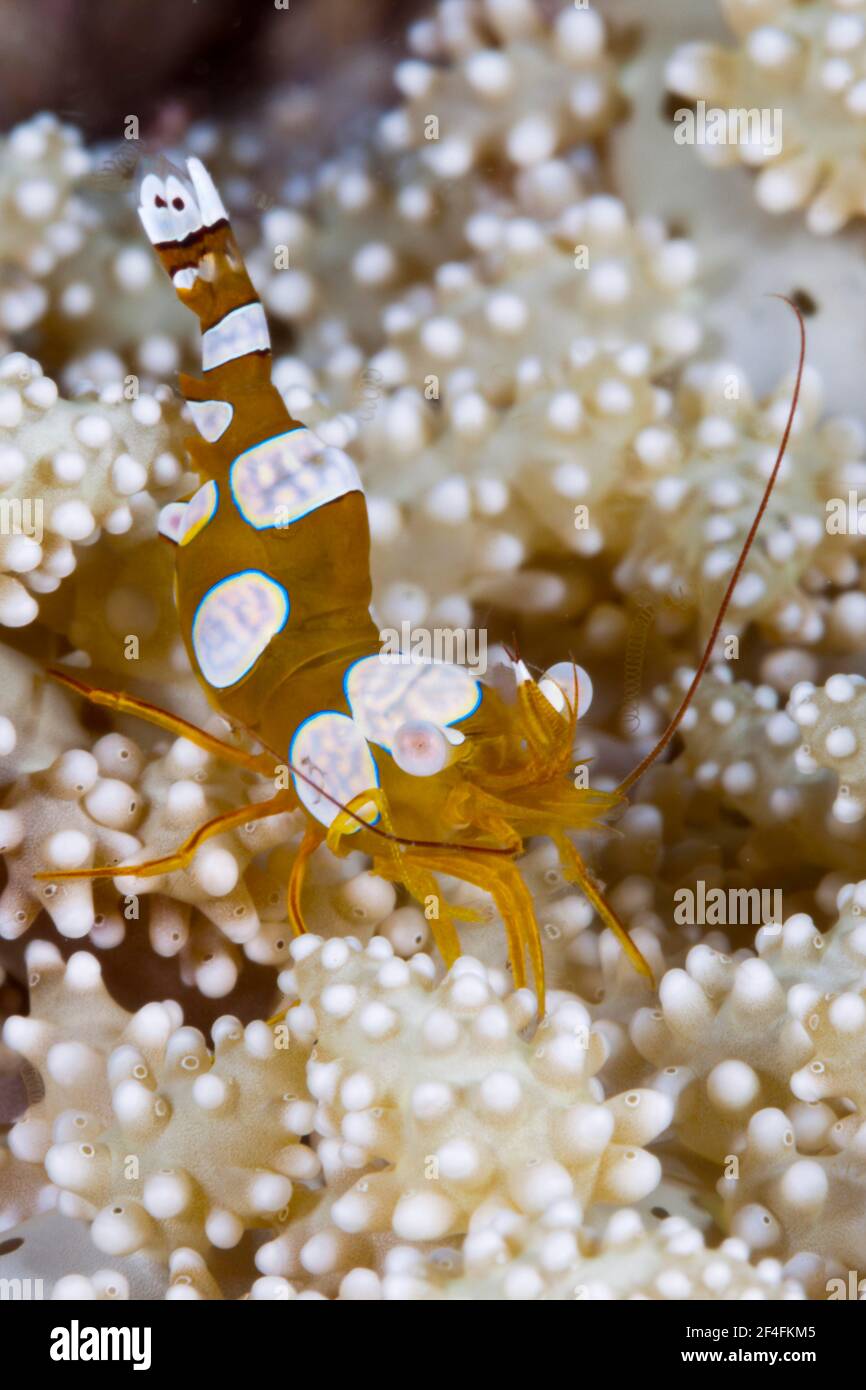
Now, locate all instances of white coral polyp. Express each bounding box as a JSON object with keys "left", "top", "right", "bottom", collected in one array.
[
  {"left": 261, "top": 937, "right": 671, "bottom": 1259},
  {"left": 667, "top": 0, "right": 866, "bottom": 233},
  {"left": 4, "top": 942, "right": 313, "bottom": 1259},
  {"left": 0, "top": 352, "right": 187, "bottom": 631}
]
